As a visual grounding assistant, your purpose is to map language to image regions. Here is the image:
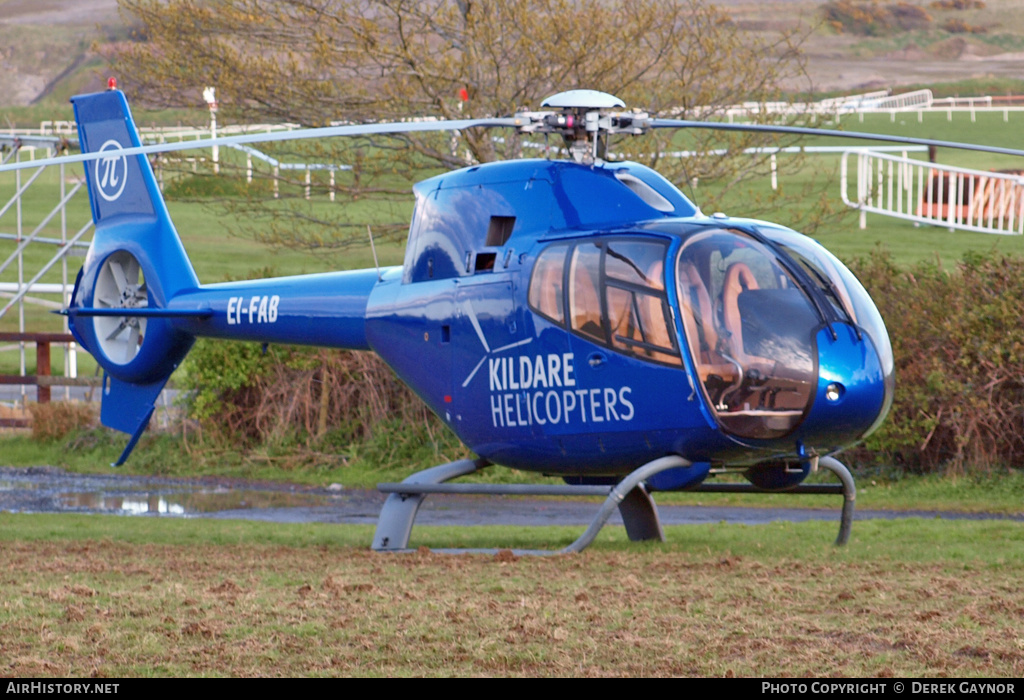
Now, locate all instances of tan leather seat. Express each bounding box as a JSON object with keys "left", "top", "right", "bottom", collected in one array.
[
  {"left": 570, "top": 265, "right": 603, "bottom": 340},
  {"left": 537, "top": 257, "right": 563, "bottom": 322},
  {"left": 644, "top": 261, "right": 672, "bottom": 350},
  {"left": 722, "top": 262, "right": 776, "bottom": 377},
  {"left": 722, "top": 262, "right": 758, "bottom": 362},
  {"left": 678, "top": 262, "right": 735, "bottom": 381}
]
